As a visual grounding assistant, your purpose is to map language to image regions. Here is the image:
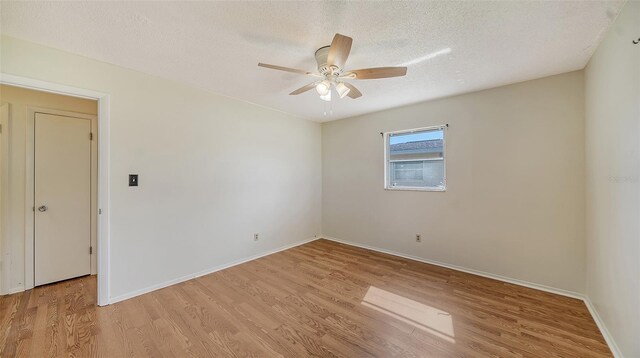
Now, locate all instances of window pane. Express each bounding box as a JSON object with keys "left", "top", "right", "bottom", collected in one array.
[
  {"left": 392, "top": 161, "right": 424, "bottom": 180},
  {"left": 389, "top": 129, "right": 443, "bottom": 162},
  {"left": 389, "top": 160, "right": 444, "bottom": 188}
]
